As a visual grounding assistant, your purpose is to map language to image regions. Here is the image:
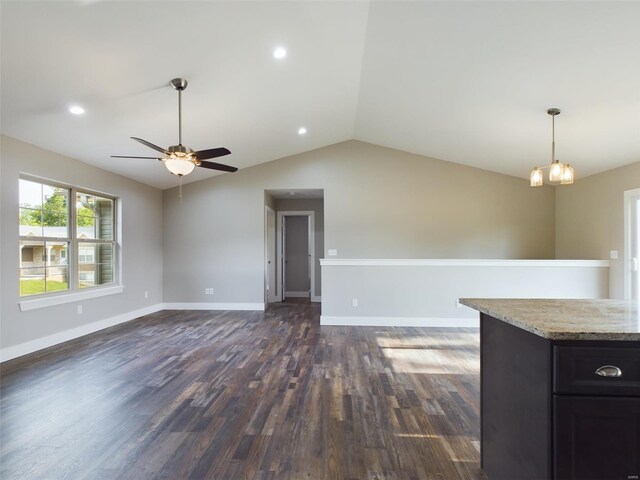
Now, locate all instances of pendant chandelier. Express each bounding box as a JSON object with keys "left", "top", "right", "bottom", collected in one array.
[{"left": 530, "top": 108, "right": 574, "bottom": 187}]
